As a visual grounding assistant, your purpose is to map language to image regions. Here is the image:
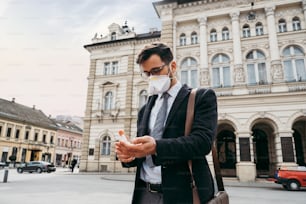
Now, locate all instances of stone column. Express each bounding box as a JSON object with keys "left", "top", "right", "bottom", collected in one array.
[
  {"left": 303, "top": 0, "right": 306, "bottom": 27},
  {"left": 236, "top": 131, "right": 256, "bottom": 182},
  {"left": 160, "top": 8, "right": 174, "bottom": 48},
  {"left": 230, "top": 11, "right": 245, "bottom": 85},
  {"left": 172, "top": 21, "right": 177, "bottom": 59},
  {"left": 198, "top": 16, "right": 210, "bottom": 87},
  {"left": 265, "top": 6, "right": 284, "bottom": 82},
  {"left": 79, "top": 59, "right": 96, "bottom": 172}
]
